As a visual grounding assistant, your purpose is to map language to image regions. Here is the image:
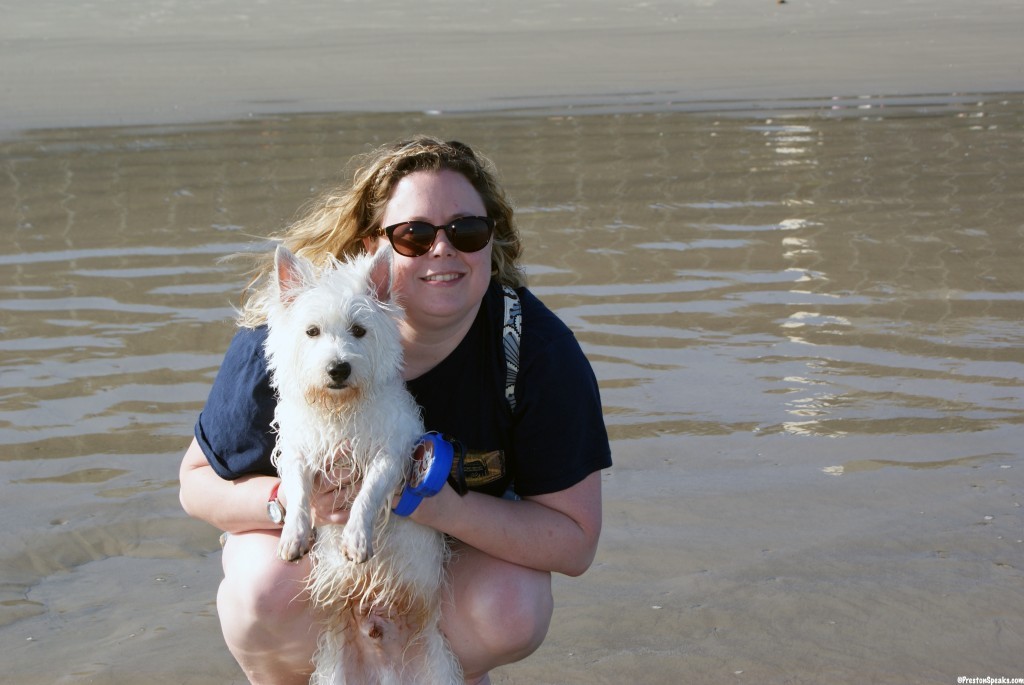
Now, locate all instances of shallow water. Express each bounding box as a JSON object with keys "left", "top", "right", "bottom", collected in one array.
[{"left": 2, "top": 94, "right": 1023, "bottom": 683}]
